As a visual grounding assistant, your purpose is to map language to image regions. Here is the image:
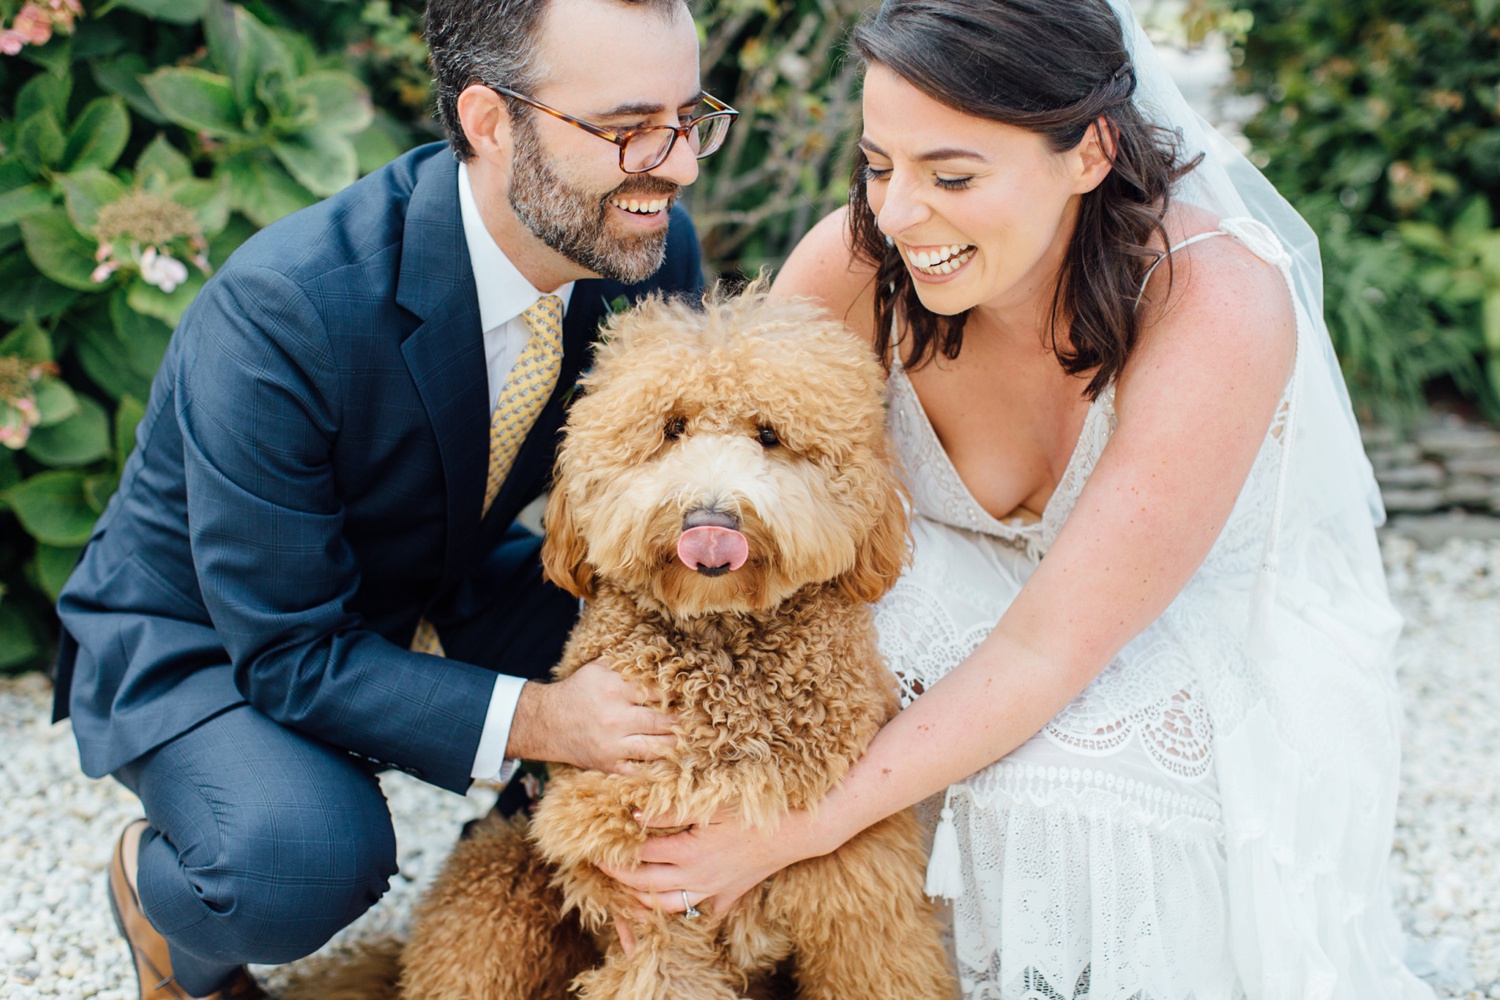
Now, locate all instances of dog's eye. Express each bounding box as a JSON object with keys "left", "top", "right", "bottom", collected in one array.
[
  {"left": 665, "top": 417, "right": 687, "bottom": 440},
  {"left": 757, "top": 426, "right": 780, "bottom": 448}
]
